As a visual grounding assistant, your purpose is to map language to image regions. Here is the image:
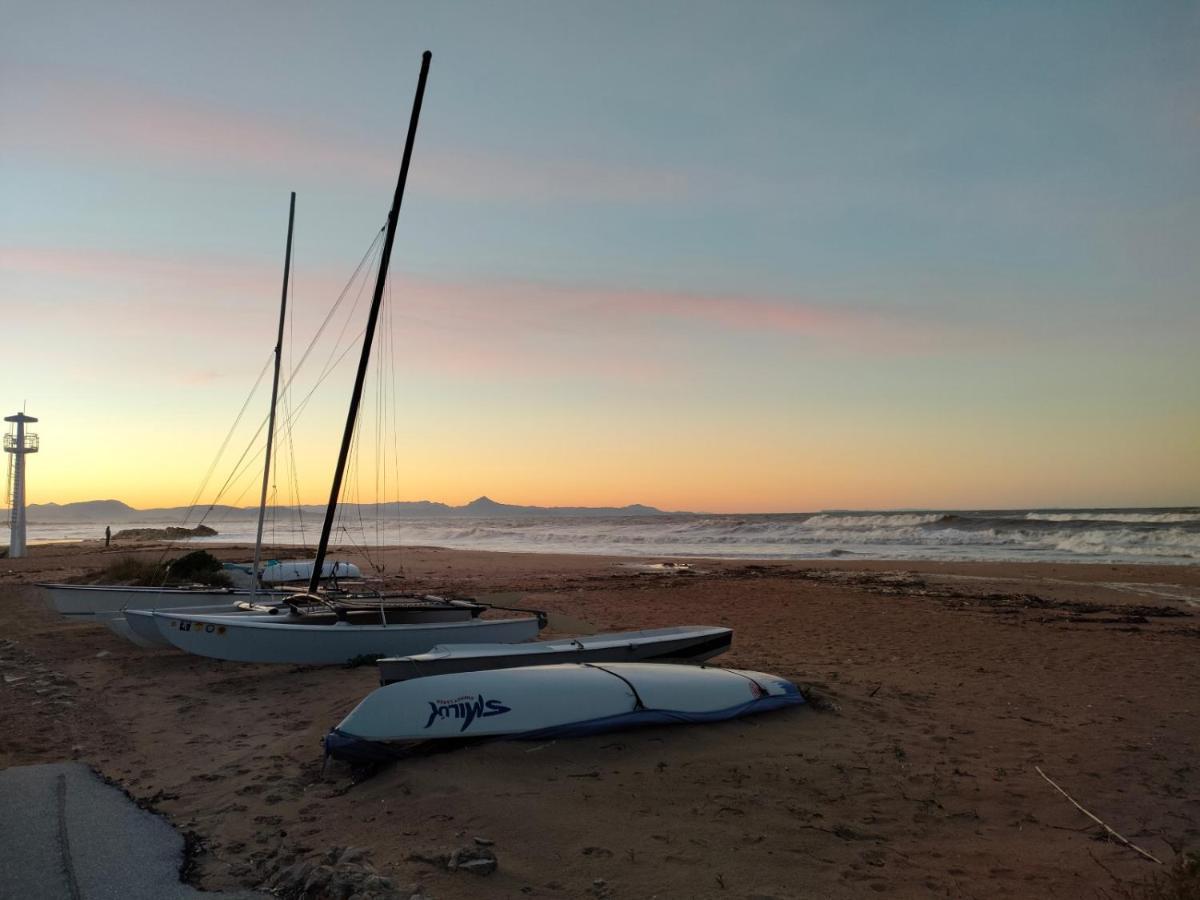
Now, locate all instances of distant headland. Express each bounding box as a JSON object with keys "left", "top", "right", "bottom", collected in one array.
[{"left": 112, "top": 524, "right": 219, "bottom": 540}]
